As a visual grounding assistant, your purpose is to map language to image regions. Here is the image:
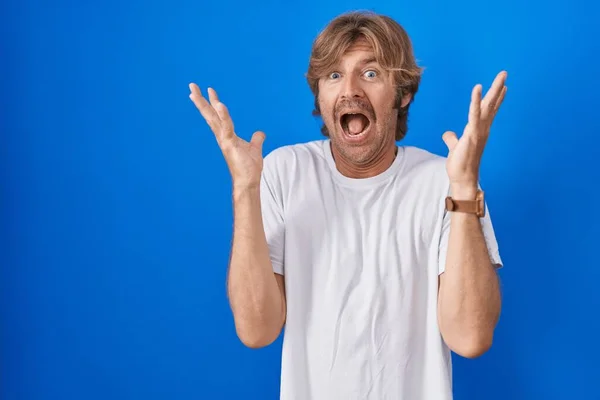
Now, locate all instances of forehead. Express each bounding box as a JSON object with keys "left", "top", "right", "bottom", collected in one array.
[
  {"left": 346, "top": 37, "right": 374, "bottom": 53},
  {"left": 338, "top": 38, "right": 377, "bottom": 66}
]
